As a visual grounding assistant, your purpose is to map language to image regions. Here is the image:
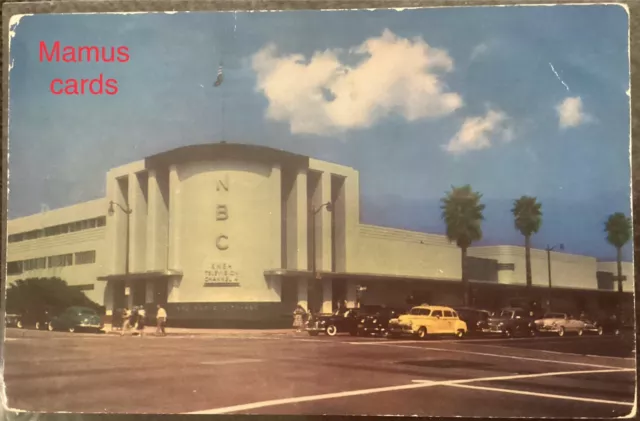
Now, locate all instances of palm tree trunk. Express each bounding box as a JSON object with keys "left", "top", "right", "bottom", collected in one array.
[
  {"left": 616, "top": 247, "right": 623, "bottom": 293},
  {"left": 616, "top": 247, "right": 624, "bottom": 321},
  {"left": 525, "top": 235, "right": 532, "bottom": 288},
  {"left": 461, "top": 247, "right": 469, "bottom": 306}
]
